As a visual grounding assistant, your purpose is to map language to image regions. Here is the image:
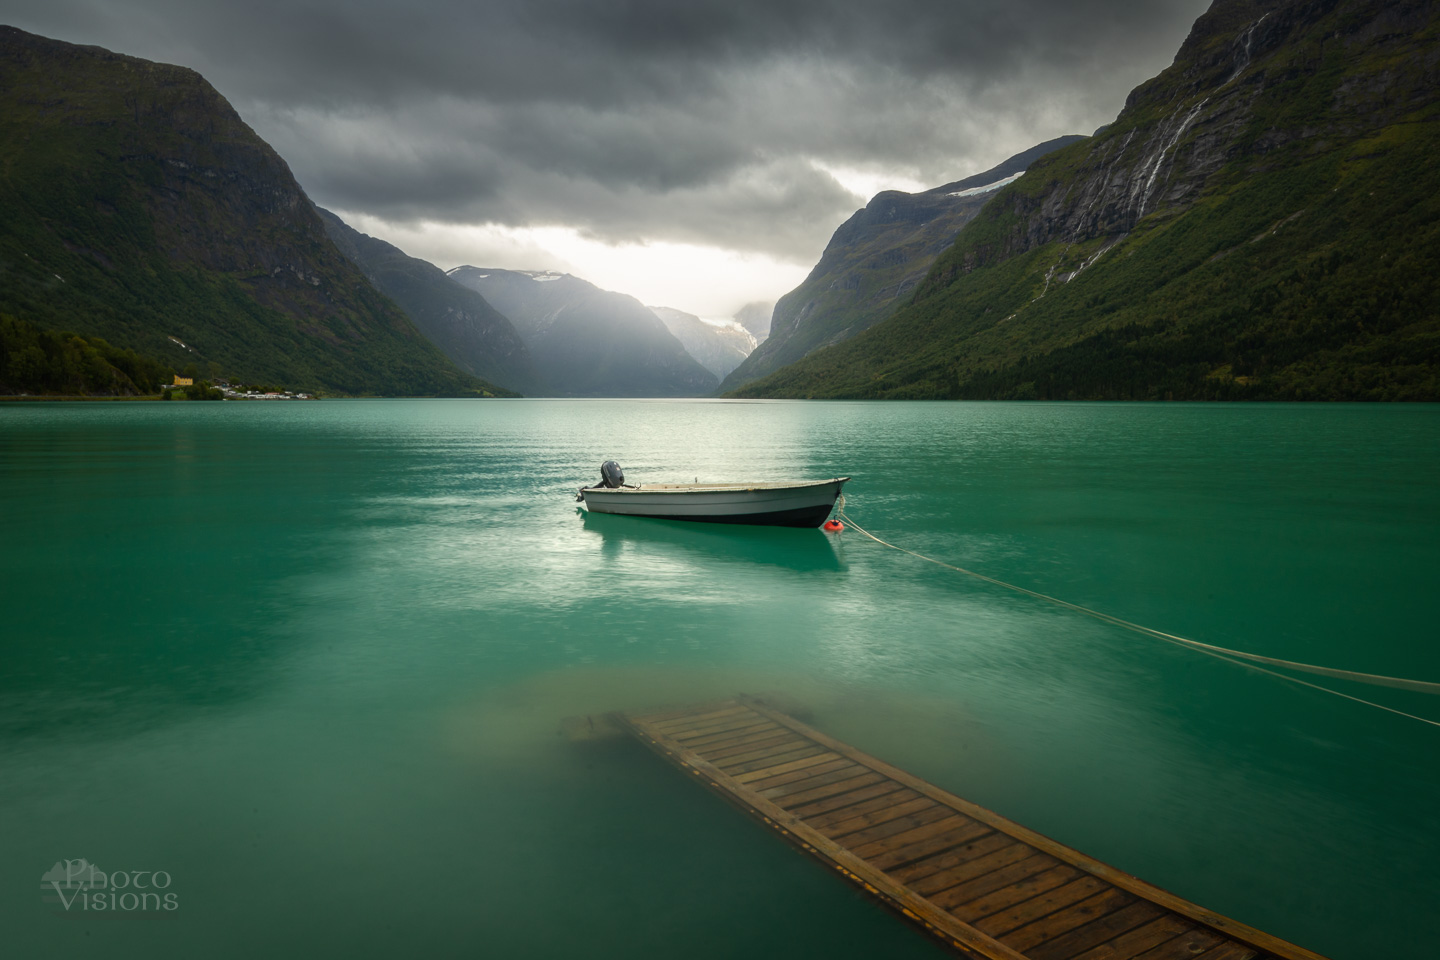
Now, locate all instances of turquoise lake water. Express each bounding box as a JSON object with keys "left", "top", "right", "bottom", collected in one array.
[{"left": 2, "top": 399, "right": 1438, "bottom": 958}]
